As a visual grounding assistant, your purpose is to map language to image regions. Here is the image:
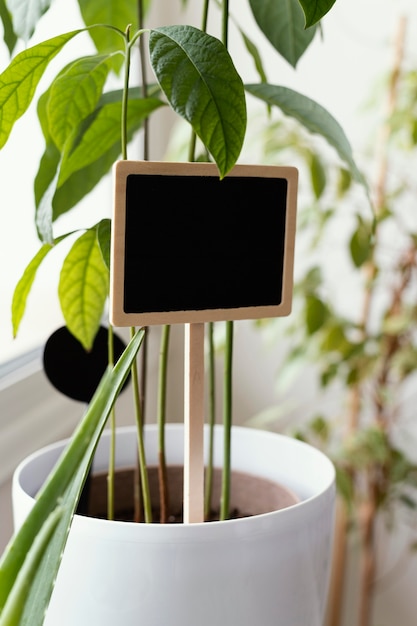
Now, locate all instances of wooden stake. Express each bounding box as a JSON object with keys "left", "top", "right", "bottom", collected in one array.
[{"left": 183, "top": 323, "right": 205, "bottom": 523}]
